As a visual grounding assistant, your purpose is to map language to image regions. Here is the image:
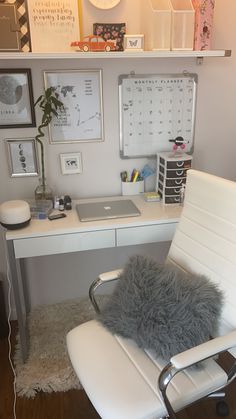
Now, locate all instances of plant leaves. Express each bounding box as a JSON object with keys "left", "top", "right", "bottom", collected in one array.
[{"left": 34, "top": 95, "right": 43, "bottom": 106}]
